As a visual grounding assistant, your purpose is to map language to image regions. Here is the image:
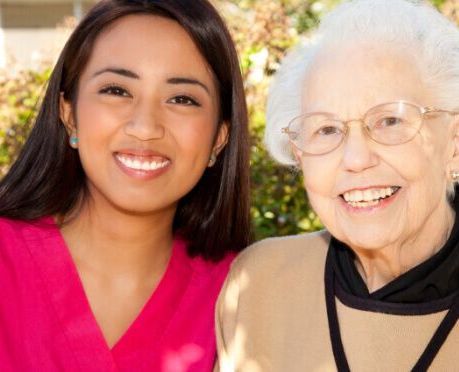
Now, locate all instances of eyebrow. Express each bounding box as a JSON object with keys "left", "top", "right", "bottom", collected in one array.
[
  {"left": 91, "top": 69, "right": 210, "bottom": 94},
  {"left": 167, "top": 77, "right": 210, "bottom": 94},
  {"left": 92, "top": 68, "right": 140, "bottom": 79}
]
